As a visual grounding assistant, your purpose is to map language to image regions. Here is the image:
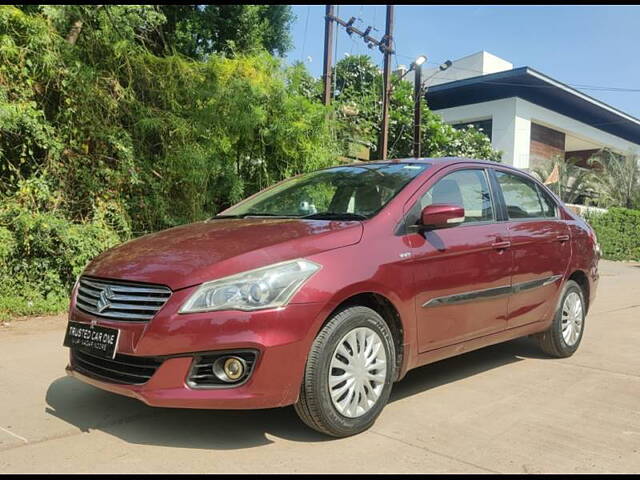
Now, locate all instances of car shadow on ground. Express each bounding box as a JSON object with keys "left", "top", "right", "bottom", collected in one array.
[{"left": 45, "top": 336, "right": 548, "bottom": 450}]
